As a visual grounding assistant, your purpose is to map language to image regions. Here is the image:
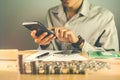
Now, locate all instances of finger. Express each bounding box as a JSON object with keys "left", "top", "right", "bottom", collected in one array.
[
  {"left": 37, "top": 32, "right": 48, "bottom": 40},
  {"left": 31, "top": 30, "right": 37, "bottom": 39},
  {"left": 44, "top": 36, "right": 56, "bottom": 45},
  {"left": 64, "top": 31, "right": 78, "bottom": 43},
  {"left": 43, "top": 34, "right": 54, "bottom": 42},
  {"left": 47, "top": 27, "right": 54, "bottom": 30},
  {"left": 64, "top": 30, "right": 71, "bottom": 38},
  {"left": 59, "top": 28, "right": 67, "bottom": 38},
  {"left": 54, "top": 28, "right": 60, "bottom": 37},
  {"left": 68, "top": 35, "right": 73, "bottom": 43},
  {"left": 40, "top": 34, "right": 55, "bottom": 45},
  {"left": 34, "top": 32, "right": 48, "bottom": 44}
]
